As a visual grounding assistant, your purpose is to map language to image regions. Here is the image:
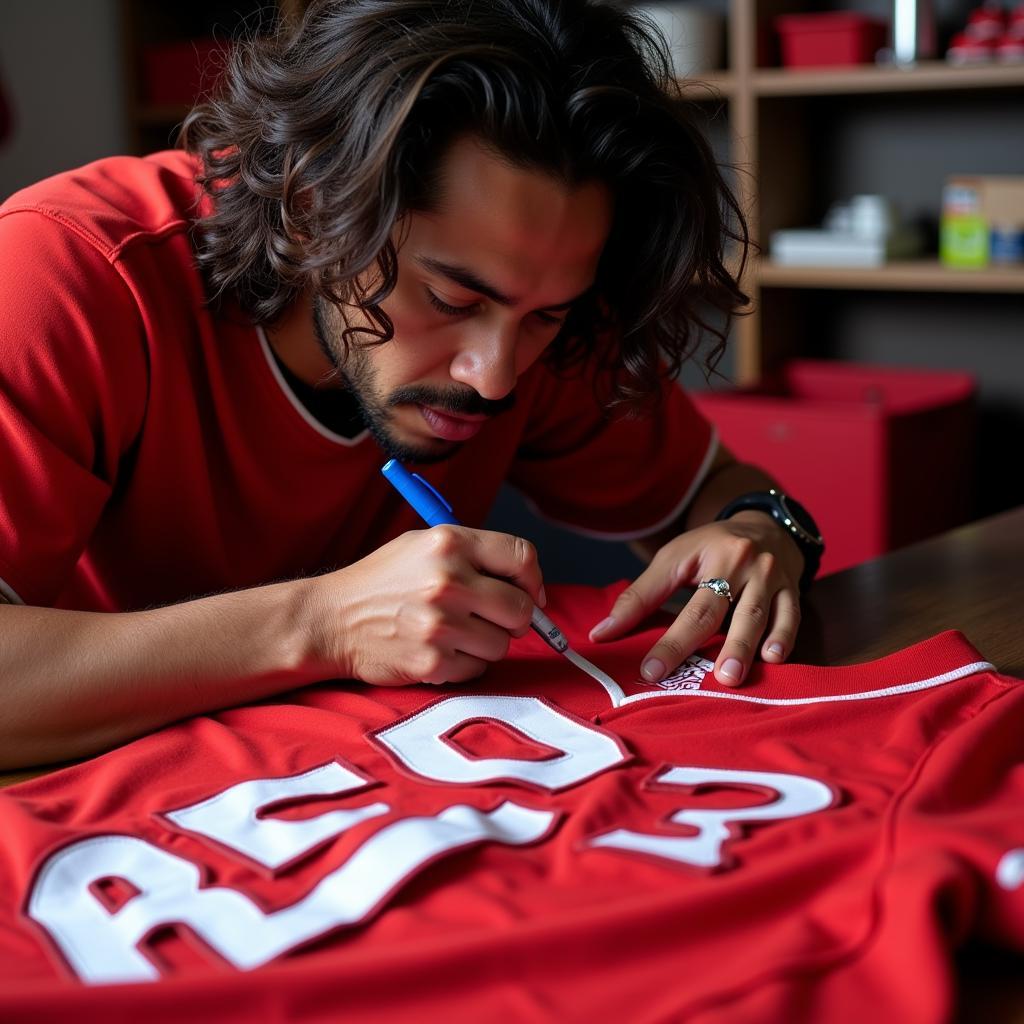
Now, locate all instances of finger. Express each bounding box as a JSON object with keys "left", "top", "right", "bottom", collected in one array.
[
  {"left": 467, "top": 575, "right": 535, "bottom": 636},
  {"left": 637, "top": 589, "right": 729, "bottom": 683},
  {"left": 713, "top": 582, "right": 773, "bottom": 687},
  {"left": 453, "top": 613, "right": 516, "bottom": 663},
  {"left": 464, "top": 529, "right": 544, "bottom": 606},
  {"left": 418, "top": 650, "right": 490, "bottom": 686},
  {"left": 761, "top": 589, "right": 802, "bottom": 664},
  {"left": 589, "top": 550, "right": 692, "bottom": 643}
]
